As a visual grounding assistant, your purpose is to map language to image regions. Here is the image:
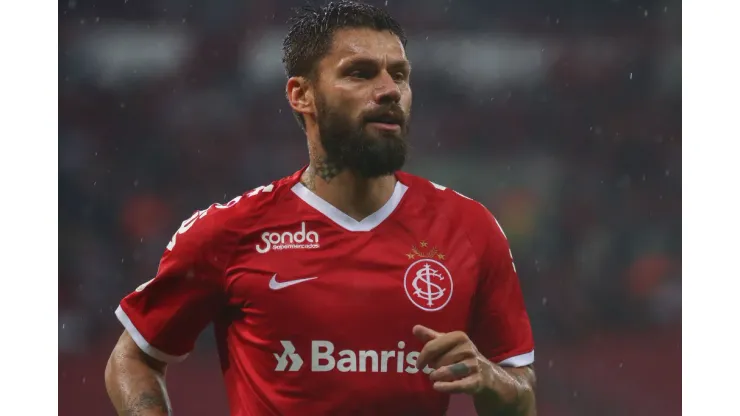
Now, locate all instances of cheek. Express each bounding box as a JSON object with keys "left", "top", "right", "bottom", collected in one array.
[{"left": 402, "top": 88, "right": 413, "bottom": 108}]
